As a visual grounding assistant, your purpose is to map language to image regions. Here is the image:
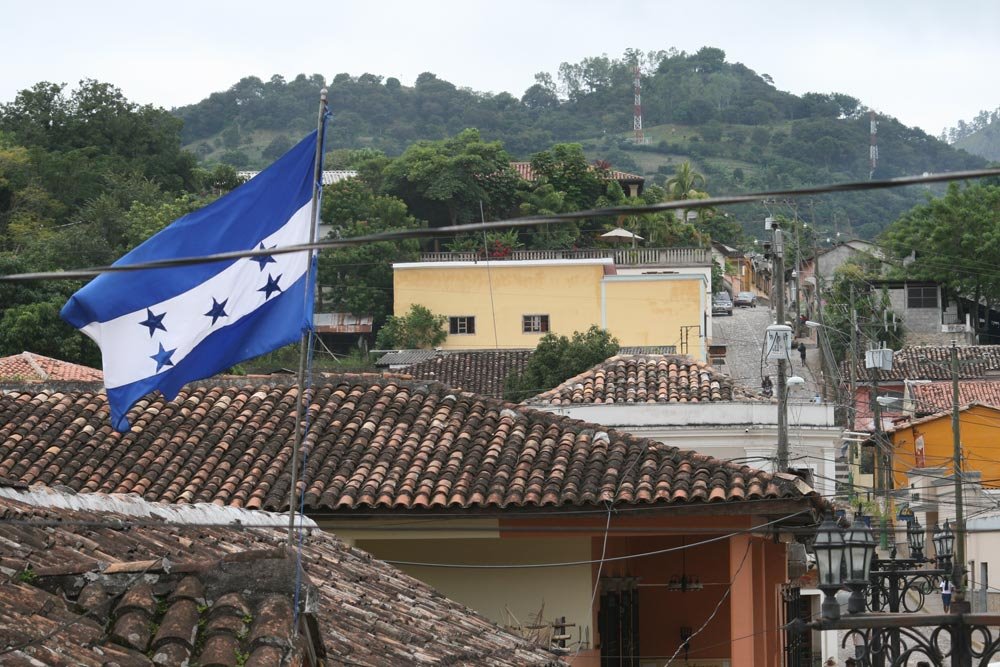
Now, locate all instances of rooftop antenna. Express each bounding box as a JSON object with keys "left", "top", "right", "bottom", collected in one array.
[
  {"left": 632, "top": 64, "right": 648, "bottom": 145},
  {"left": 869, "top": 110, "right": 879, "bottom": 180}
]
